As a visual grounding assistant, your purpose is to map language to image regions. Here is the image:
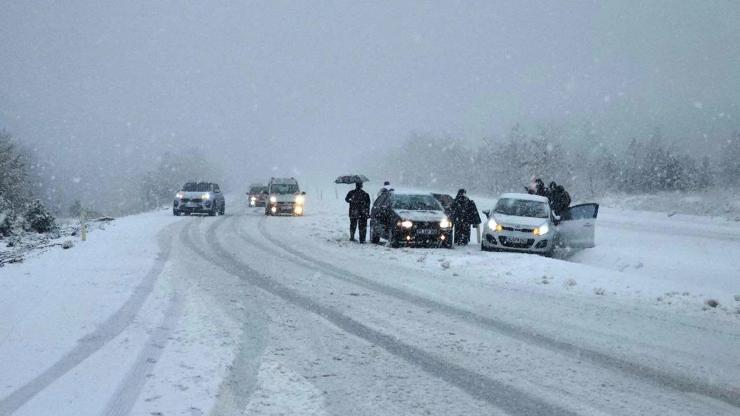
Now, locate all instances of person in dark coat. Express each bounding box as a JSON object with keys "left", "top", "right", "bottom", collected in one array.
[
  {"left": 548, "top": 181, "right": 571, "bottom": 217},
  {"left": 345, "top": 181, "right": 371, "bottom": 242},
  {"left": 450, "top": 189, "right": 482, "bottom": 245}
]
